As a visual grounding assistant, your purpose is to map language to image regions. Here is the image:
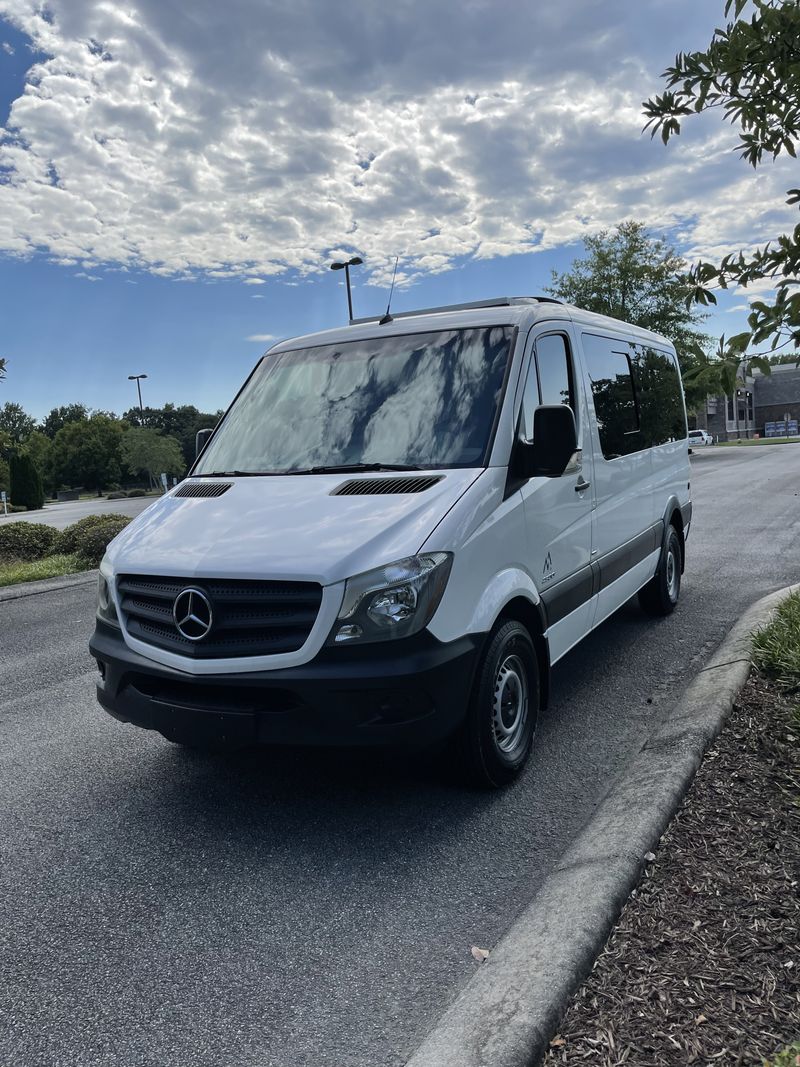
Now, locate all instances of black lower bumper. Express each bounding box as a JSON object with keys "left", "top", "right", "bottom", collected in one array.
[{"left": 89, "top": 622, "right": 481, "bottom": 750}]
